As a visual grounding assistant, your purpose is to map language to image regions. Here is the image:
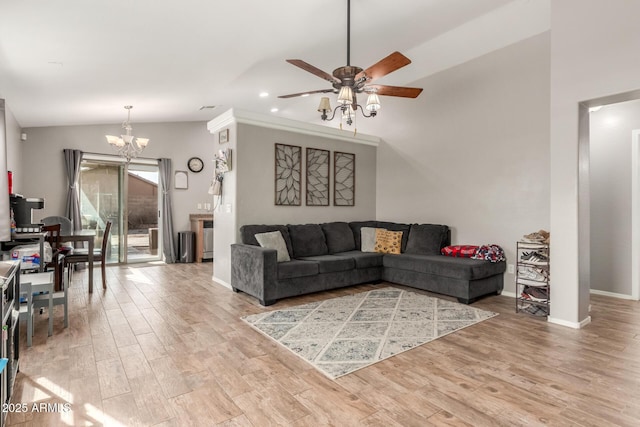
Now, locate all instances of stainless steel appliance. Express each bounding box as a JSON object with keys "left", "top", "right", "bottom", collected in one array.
[{"left": 203, "top": 220, "right": 213, "bottom": 260}]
